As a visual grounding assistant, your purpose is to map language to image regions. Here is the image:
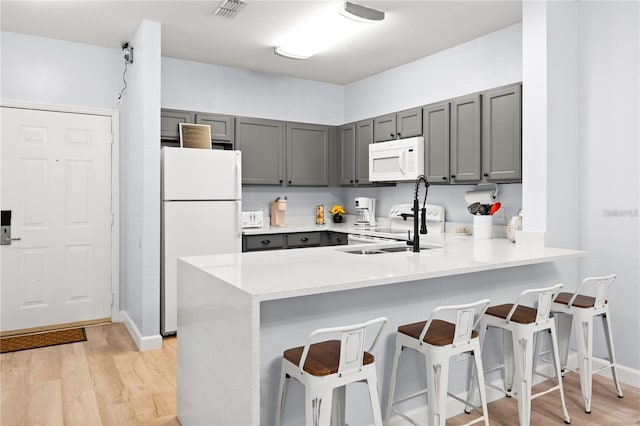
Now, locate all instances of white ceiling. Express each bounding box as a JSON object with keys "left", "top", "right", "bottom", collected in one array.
[{"left": 1, "top": 1, "right": 522, "bottom": 85}]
